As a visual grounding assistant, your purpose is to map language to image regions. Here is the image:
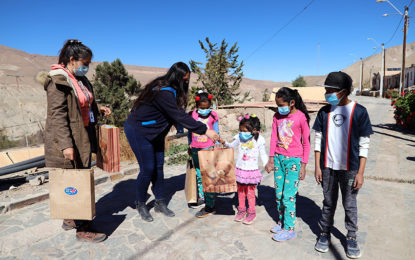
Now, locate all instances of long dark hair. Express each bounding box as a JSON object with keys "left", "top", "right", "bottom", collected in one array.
[
  {"left": 239, "top": 115, "right": 261, "bottom": 141},
  {"left": 133, "top": 62, "right": 190, "bottom": 110},
  {"left": 276, "top": 87, "right": 310, "bottom": 124},
  {"left": 58, "top": 39, "right": 93, "bottom": 65}
]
